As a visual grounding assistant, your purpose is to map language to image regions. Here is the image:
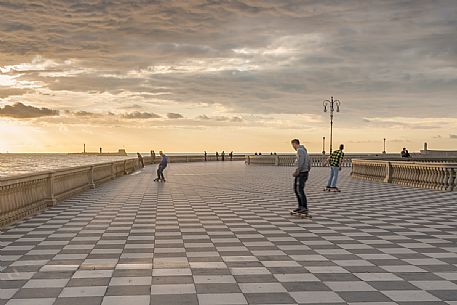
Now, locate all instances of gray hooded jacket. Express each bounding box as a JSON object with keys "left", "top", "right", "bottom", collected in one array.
[{"left": 295, "top": 145, "right": 311, "bottom": 173}]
